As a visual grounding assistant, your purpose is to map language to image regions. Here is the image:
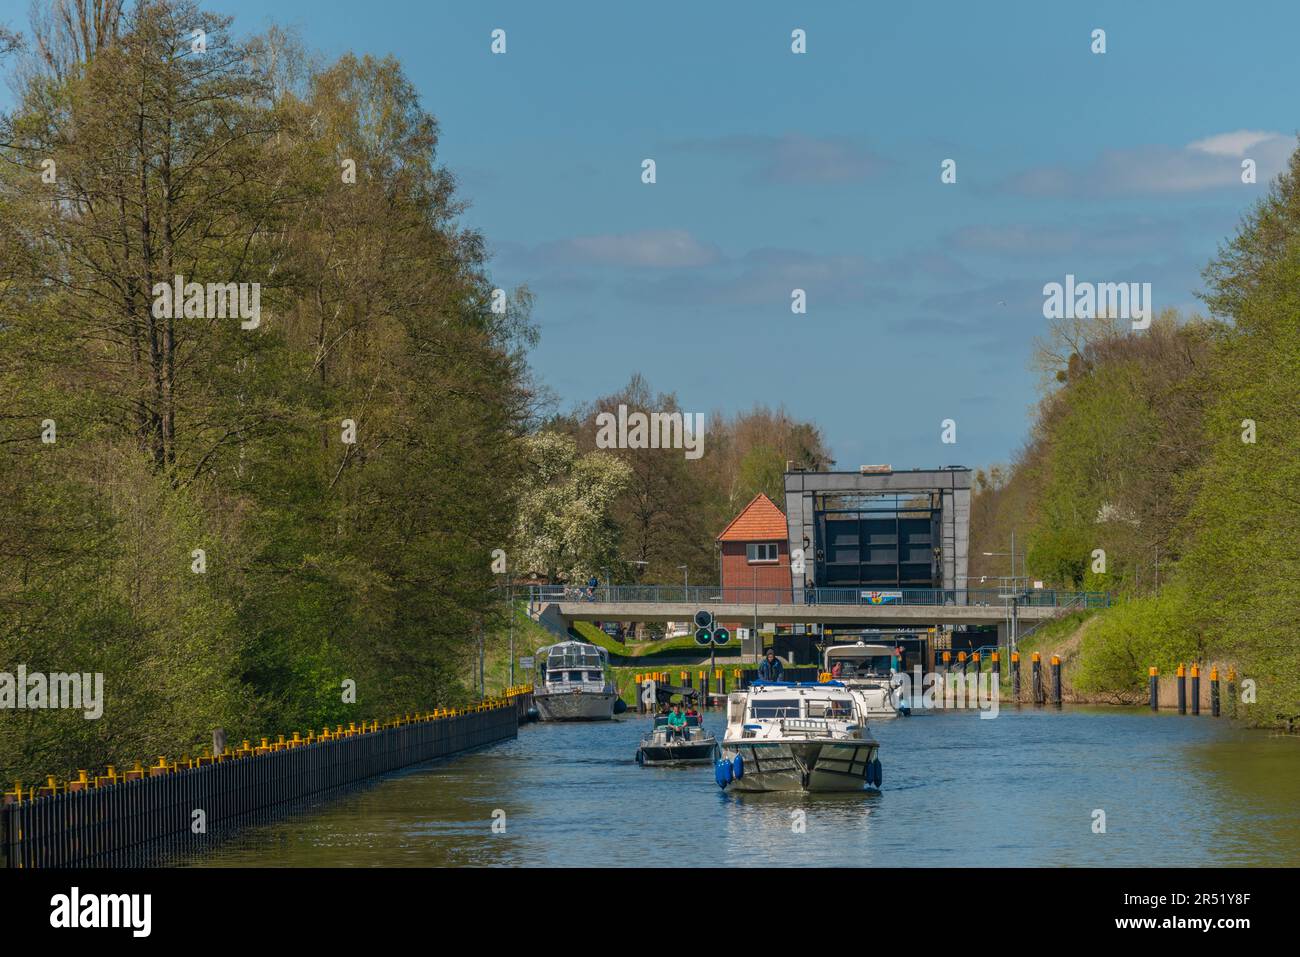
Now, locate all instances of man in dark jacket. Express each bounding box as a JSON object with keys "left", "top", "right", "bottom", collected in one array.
[{"left": 758, "top": 649, "right": 785, "bottom": 682}]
